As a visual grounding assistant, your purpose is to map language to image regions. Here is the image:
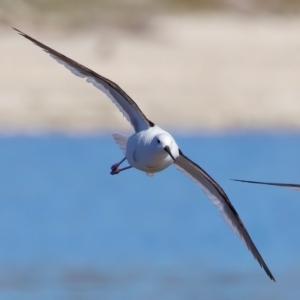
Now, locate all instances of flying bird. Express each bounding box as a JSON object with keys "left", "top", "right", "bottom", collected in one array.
[
  {"left": 233, "top": 179, "right": 300, "bottom": 190},
  {"left": 14, "top": 28, "right": 275, "bottom": 281}
]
